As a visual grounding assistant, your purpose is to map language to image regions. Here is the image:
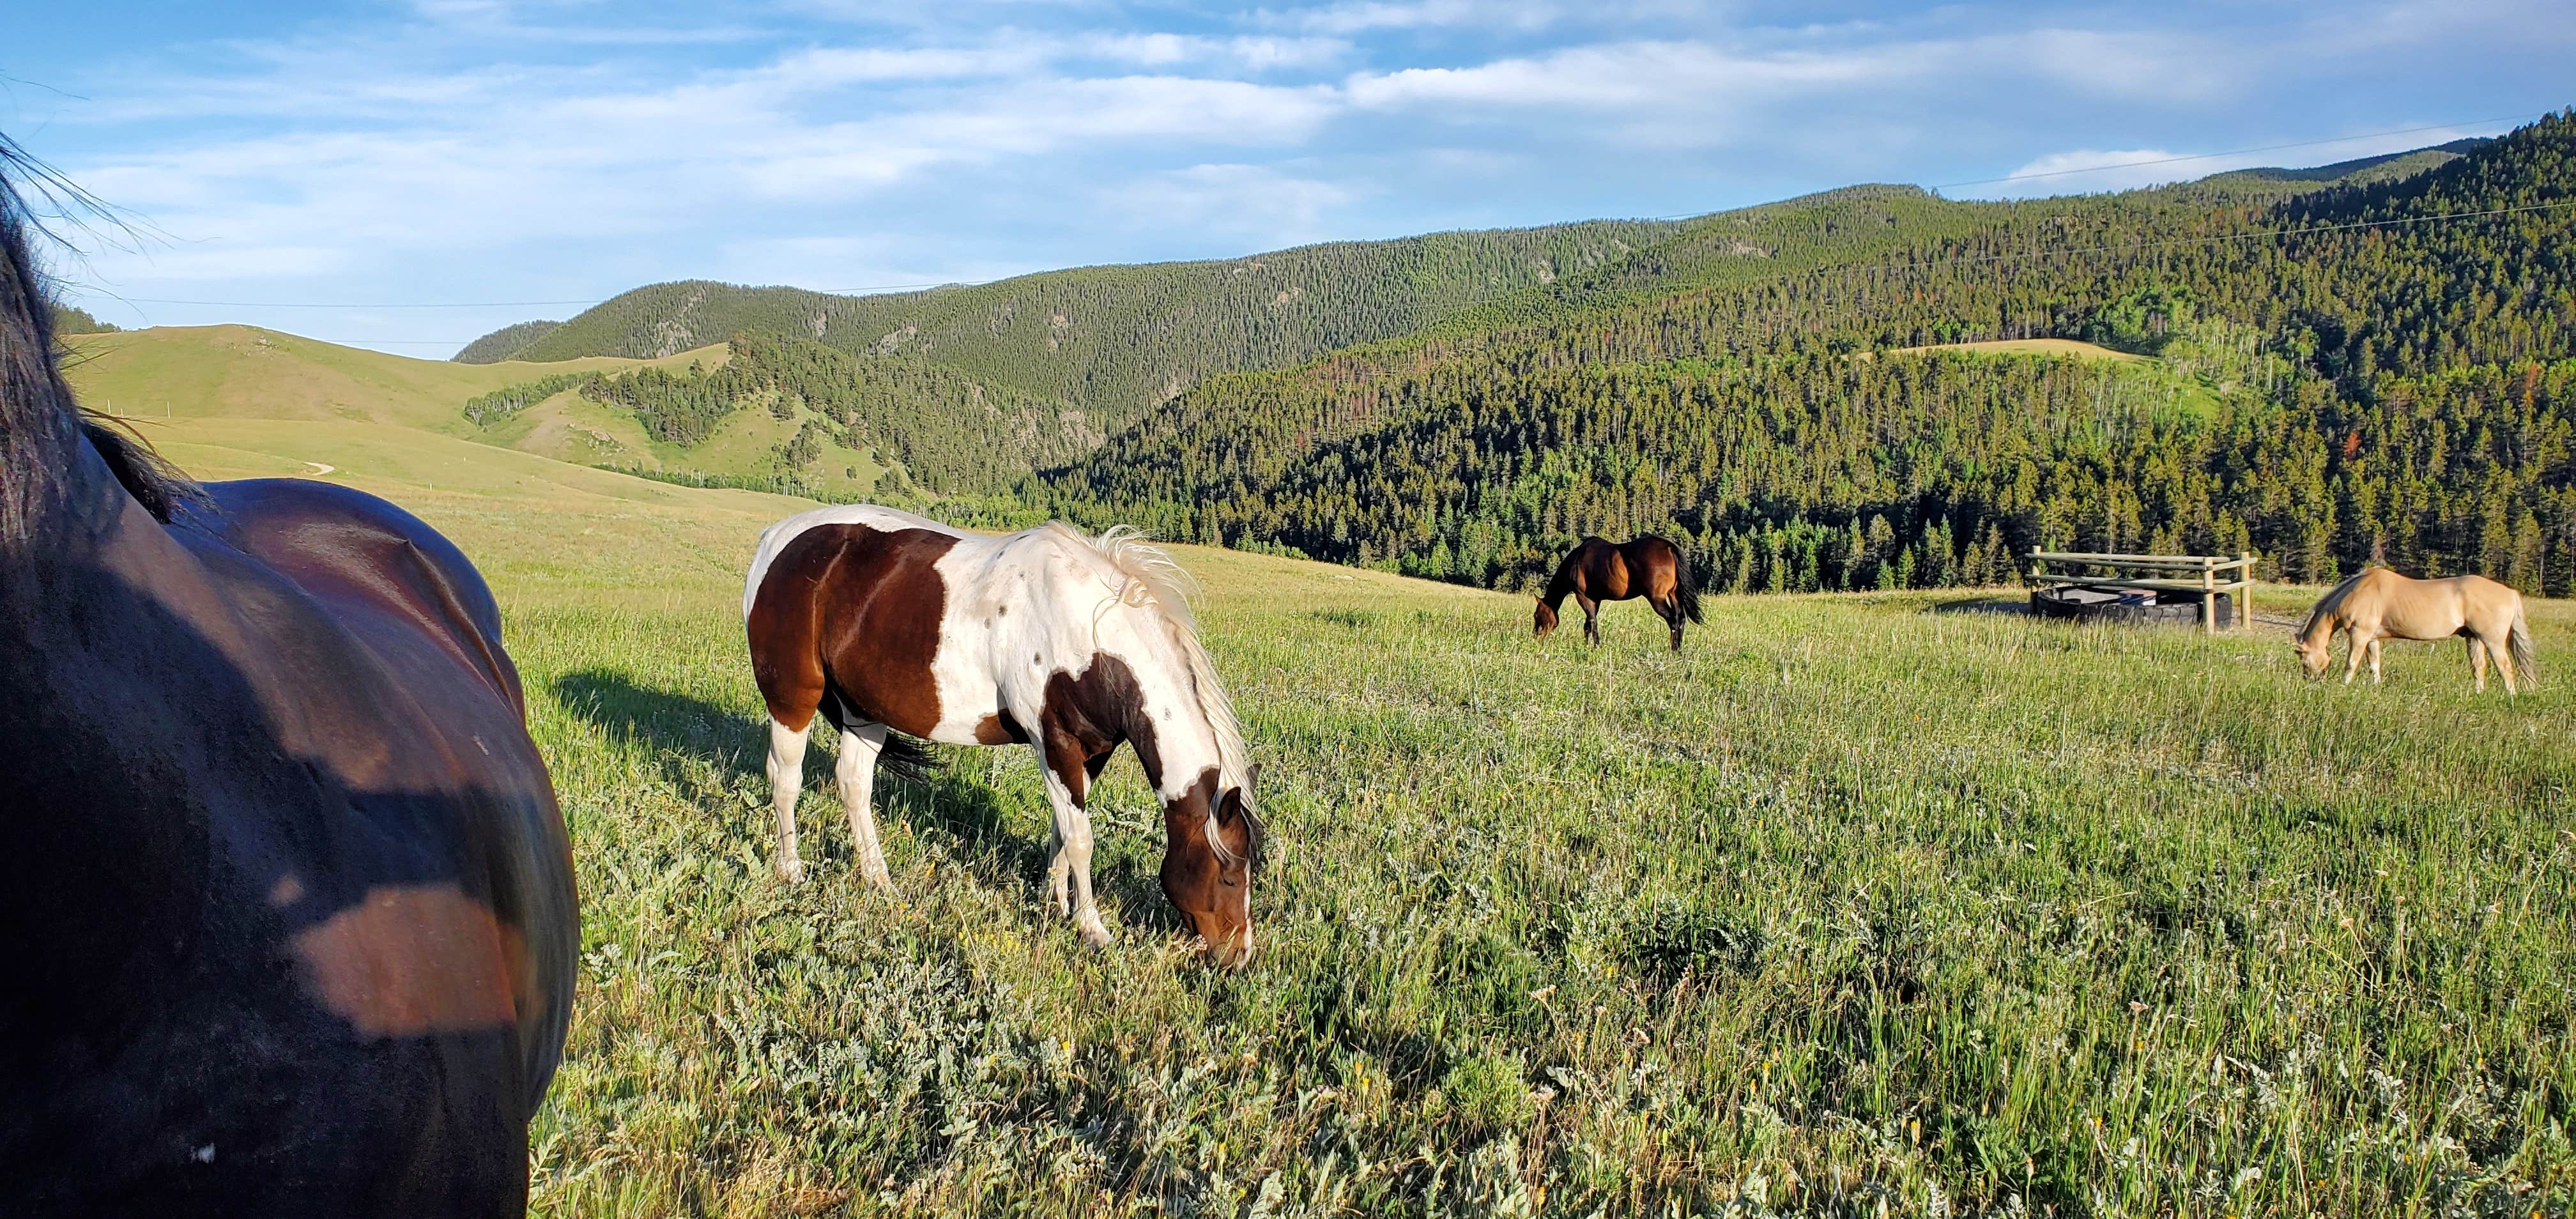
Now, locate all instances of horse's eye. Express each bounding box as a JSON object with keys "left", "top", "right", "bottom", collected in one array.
[{"left": 1220, "top": 875, "right": 1240, "bottom": 887}]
